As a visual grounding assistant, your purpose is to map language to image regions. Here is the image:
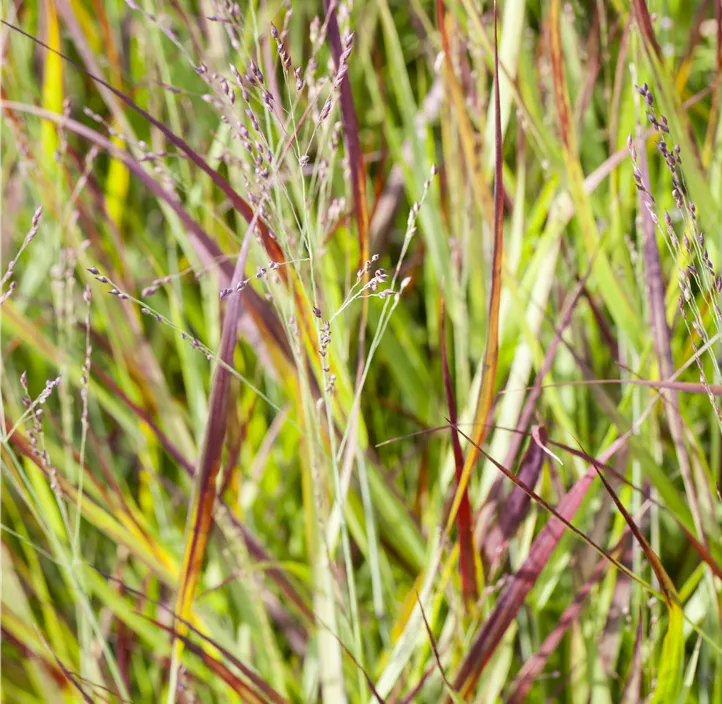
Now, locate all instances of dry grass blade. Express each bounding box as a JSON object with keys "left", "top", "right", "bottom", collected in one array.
[{"left": 435, "top": 0, "right": 494, "bottom": 223}]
